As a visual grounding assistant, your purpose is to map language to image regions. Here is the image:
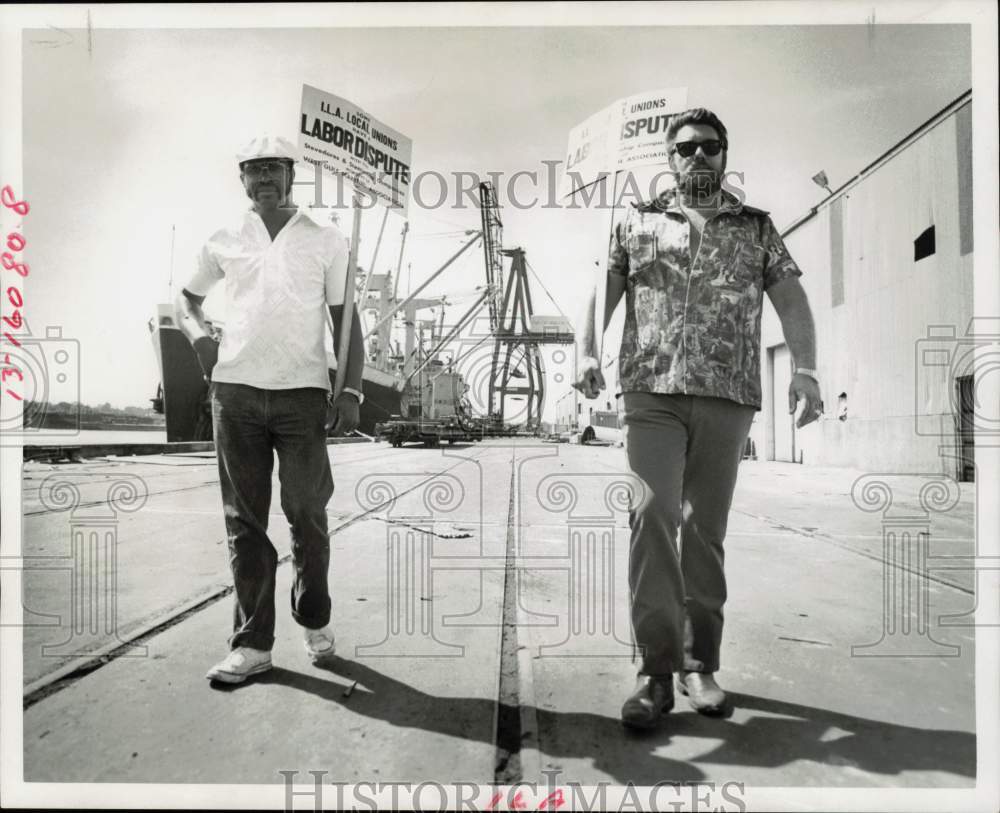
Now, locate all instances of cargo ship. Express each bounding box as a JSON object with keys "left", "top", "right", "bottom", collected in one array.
[
  {"left": 149, "top": 190, "right": 573, "bottom": 444},
  {"left": 148, "top": 308, "right": 408, "bottom": 442},
  {"left": 148, "top": 268, "right": 466, "bottom": 442}
]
